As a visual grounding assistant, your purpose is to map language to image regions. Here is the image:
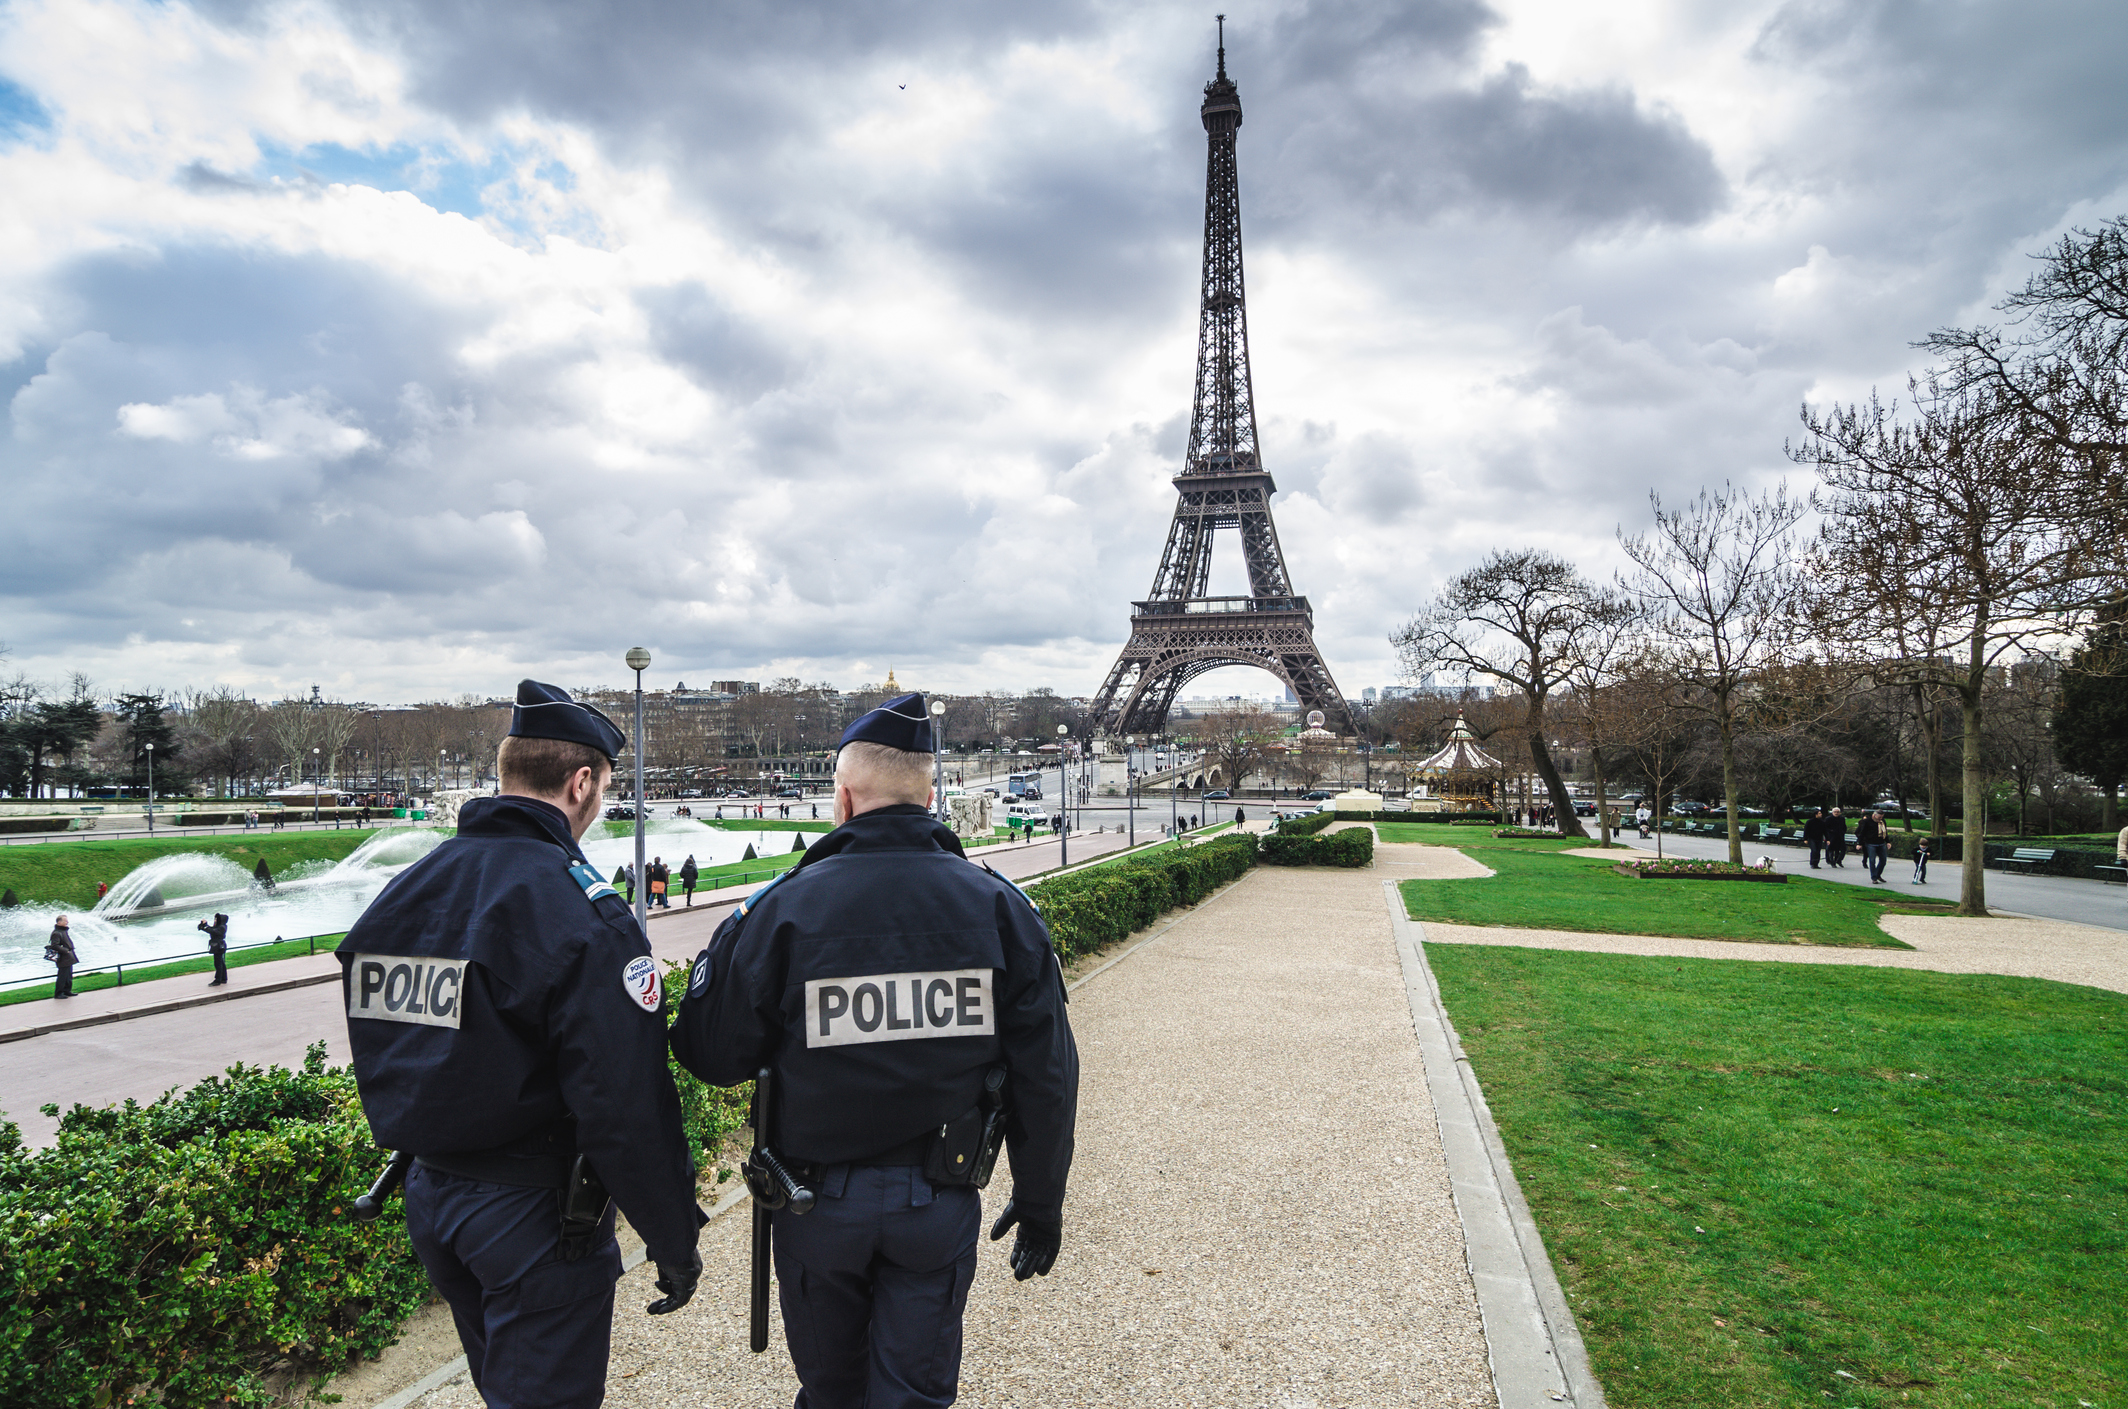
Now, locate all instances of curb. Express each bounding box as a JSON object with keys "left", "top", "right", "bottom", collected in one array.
[
  {"left": 1383, "top": 880, "right": 1607, "bottom": 1409},
  {"left": 0, "top": 968, "right": 342, "bottom": 1045}
]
